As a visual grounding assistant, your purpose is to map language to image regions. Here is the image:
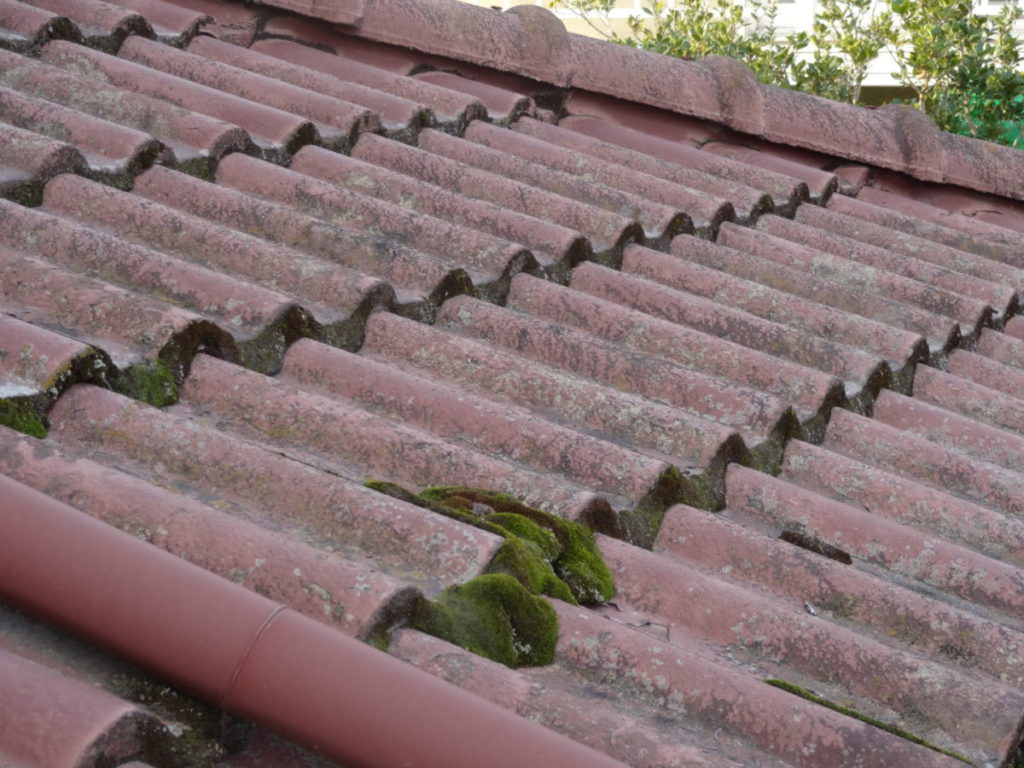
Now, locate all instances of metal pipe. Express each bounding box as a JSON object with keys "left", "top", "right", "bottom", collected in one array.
[{"left": 0, "top": 474, "right": 628, "bottom": 768}]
